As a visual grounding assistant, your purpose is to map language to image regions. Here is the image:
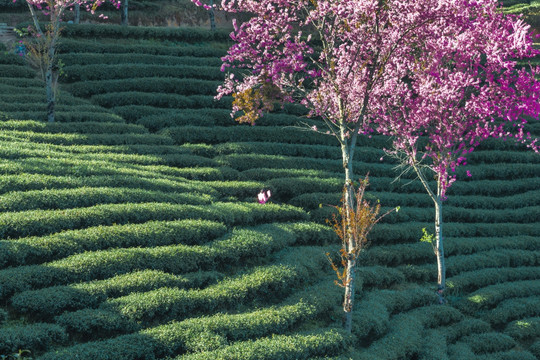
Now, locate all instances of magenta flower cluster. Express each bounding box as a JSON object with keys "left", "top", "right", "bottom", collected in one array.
[{"left": 193, "top": 0, "right": 540, "bottom": 199}]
